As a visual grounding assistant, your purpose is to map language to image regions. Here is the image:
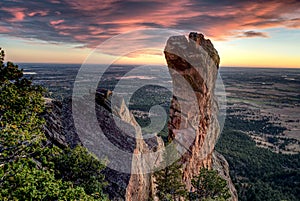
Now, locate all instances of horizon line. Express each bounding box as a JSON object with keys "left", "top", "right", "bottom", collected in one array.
[{"left": 14, "top": 62, "right": 300, "bottom": 69}]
